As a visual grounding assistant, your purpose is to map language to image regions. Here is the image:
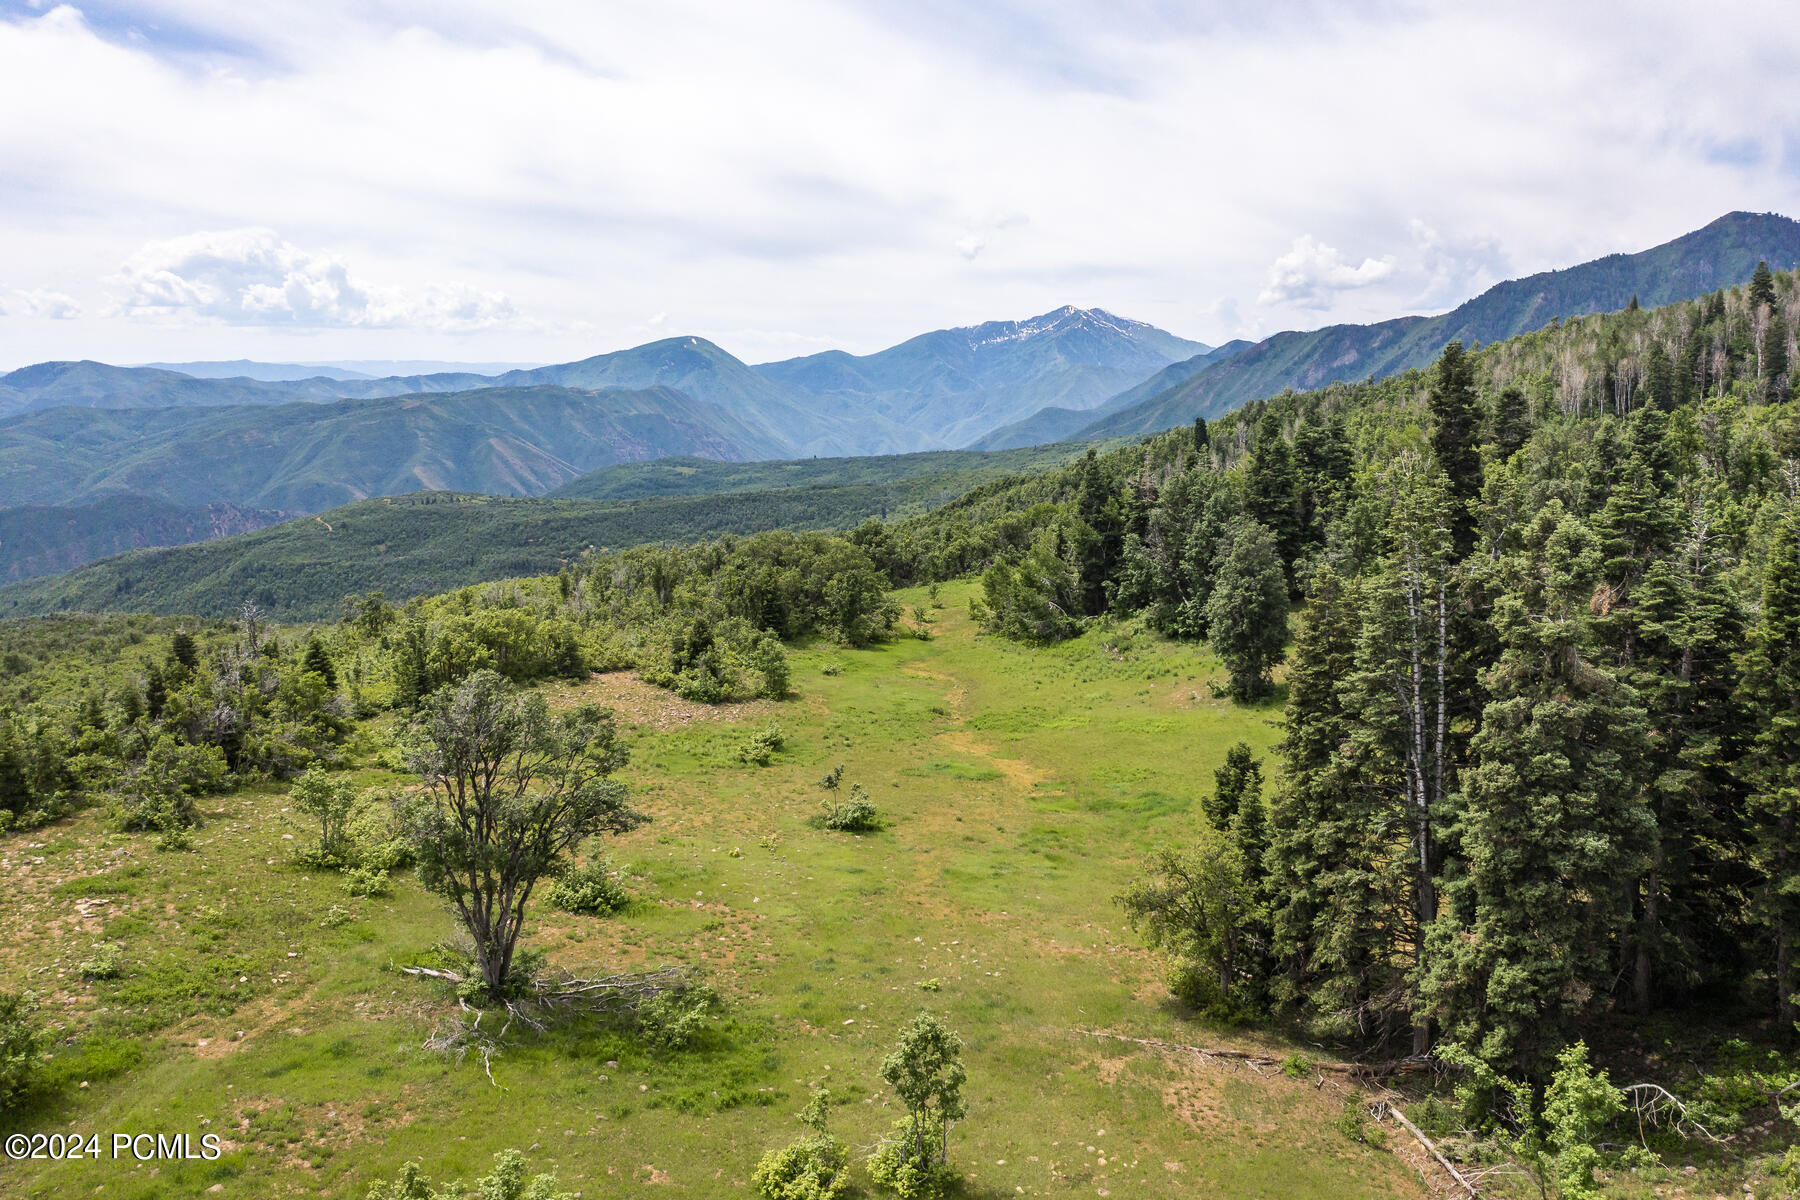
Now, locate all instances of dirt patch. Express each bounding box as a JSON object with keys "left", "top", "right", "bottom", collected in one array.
[{"left": 546, "top": 672, "right": 776, "bottom": 733}]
